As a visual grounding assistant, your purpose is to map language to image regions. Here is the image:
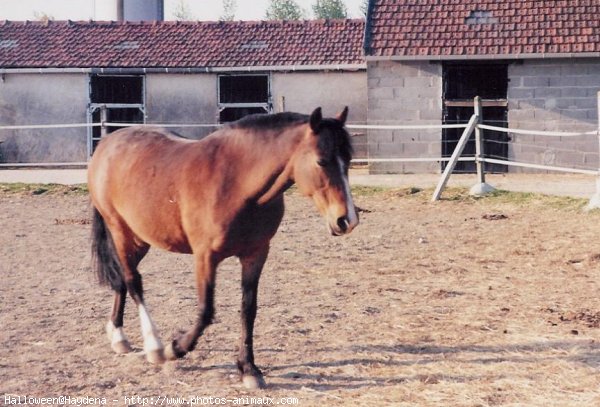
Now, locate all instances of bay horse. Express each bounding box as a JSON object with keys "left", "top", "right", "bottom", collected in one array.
[{"left": 88, "top": 107, "right": 358, "bottom": 389}]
